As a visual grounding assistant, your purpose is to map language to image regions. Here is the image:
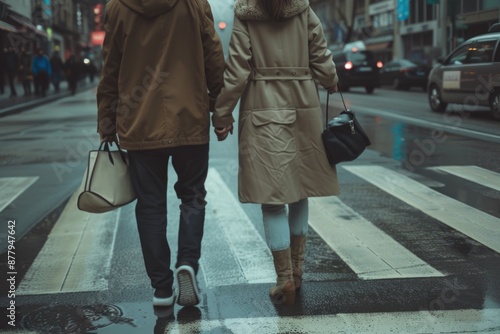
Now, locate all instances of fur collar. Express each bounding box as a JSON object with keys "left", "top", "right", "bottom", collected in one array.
[{"left": 234, "top": 0, "right": 309, "bottom": 21}]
